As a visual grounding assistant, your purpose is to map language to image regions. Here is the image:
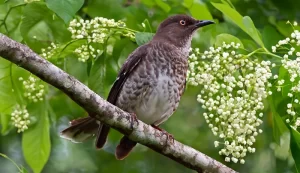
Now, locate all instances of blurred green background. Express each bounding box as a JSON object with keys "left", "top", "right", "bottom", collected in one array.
[{"left": 1, "top": 0, "right": 300, "bottom": 172}]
